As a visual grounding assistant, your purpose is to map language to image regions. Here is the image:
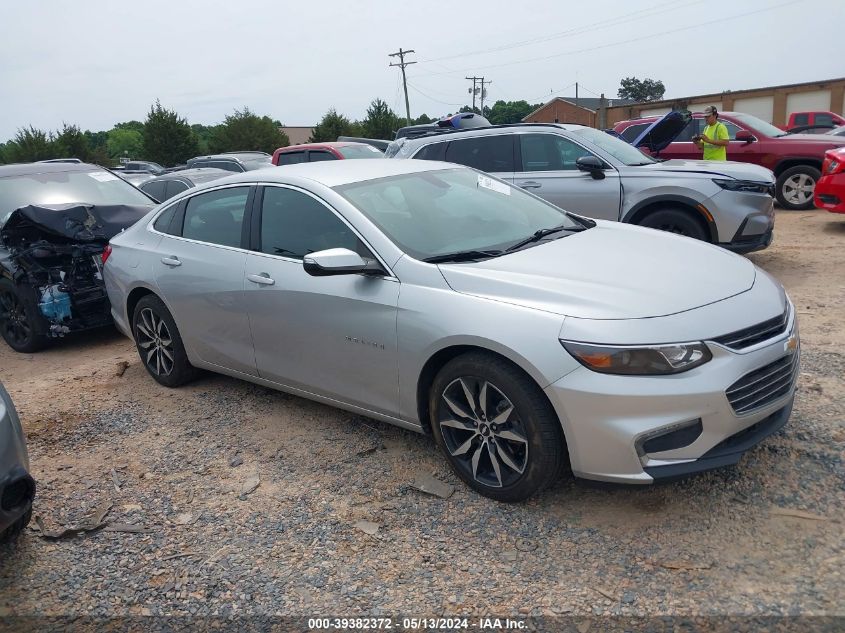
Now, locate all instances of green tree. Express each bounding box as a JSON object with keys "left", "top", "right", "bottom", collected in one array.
[
  {"left": 114, "top": 120, "right": 145, "bottom": 134},
  {"left": 309, "top": 108, "right": 357, "bottom": 142},
  {"left": 142, "top": 100, "right": 199, "bottom": 166},
  {"left": 6, "top": 126, "right": 54, "bottom": 162},
  {"left": 618, "top": 77, "right": 665, "bottom": 102},
  {"left": 191, "top": 124, "right": 217, "bottom": 155},
  {"left": 107, "top": 128, "right": 144, "bottom": 162},
  {"left": 486, "top": 100, "right": 540, "bottom": 125},
  {"left": 361, "top": 98, "right": 401, "bottom": 139},
  {"left": 53, "top": 123, "right": 90, "bottom": 161},
  {"left": 413, "top": 113, "right": 433, "bottom": 125},
  {"left": 208, "top": 107, "right": 289, "bottom": 154}
]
